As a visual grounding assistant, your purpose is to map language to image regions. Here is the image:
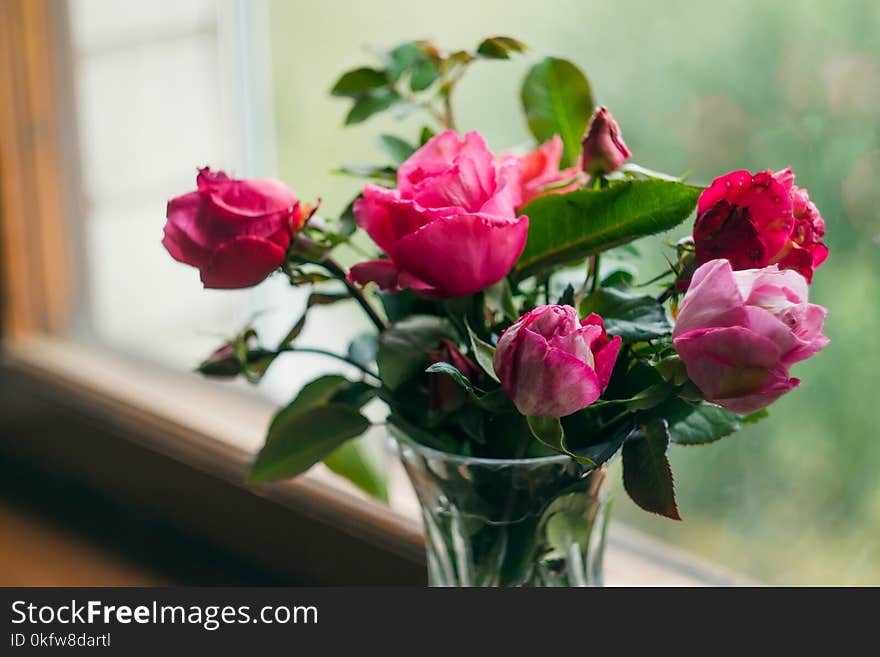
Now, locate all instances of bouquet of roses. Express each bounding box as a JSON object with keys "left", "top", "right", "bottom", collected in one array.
[{"left": 162, "top": 36, "right": 828, "bottom": 585}]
